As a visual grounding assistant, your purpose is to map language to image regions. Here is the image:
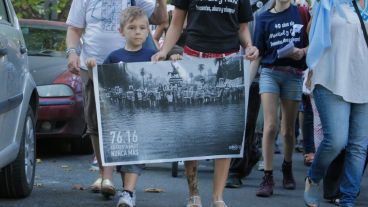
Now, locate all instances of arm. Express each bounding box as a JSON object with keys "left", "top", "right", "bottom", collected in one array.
[
  {"left": 151, "top": 8, "right": 186, "bottom": 61},
  {"left": 66, "top": 26, "right": 83, "bottom": 75},
  {"left": 239, "top": 23, "right": 259, "bottom": 61},
  {"left": 153, "top": 20, "right": 169, "bottom": 47},
  {"left": 149, "top": 0, "right": 167, "bottom": 25}
]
